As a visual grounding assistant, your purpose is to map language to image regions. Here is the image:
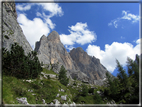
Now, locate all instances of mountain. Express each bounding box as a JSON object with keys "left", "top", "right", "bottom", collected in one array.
[
  {"left": 34, "top": 31, "right": 111, "bottom": 85},
  {"left": 69, "top": 47, "right": 109, "bottom": 80},
  {"left": 34, "top": 31, "right": 91, "bottom": 83},
  {"left": 2, "top": 2, "right": 33, "bottom": 54}
]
